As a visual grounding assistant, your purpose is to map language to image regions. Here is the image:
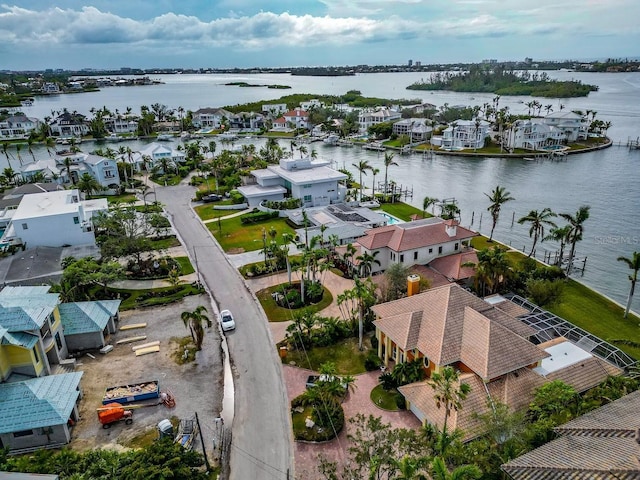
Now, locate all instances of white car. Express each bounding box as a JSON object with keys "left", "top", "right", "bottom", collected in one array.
[{"left": 218, "top": 309, "right": 236, "bottom": 332}]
